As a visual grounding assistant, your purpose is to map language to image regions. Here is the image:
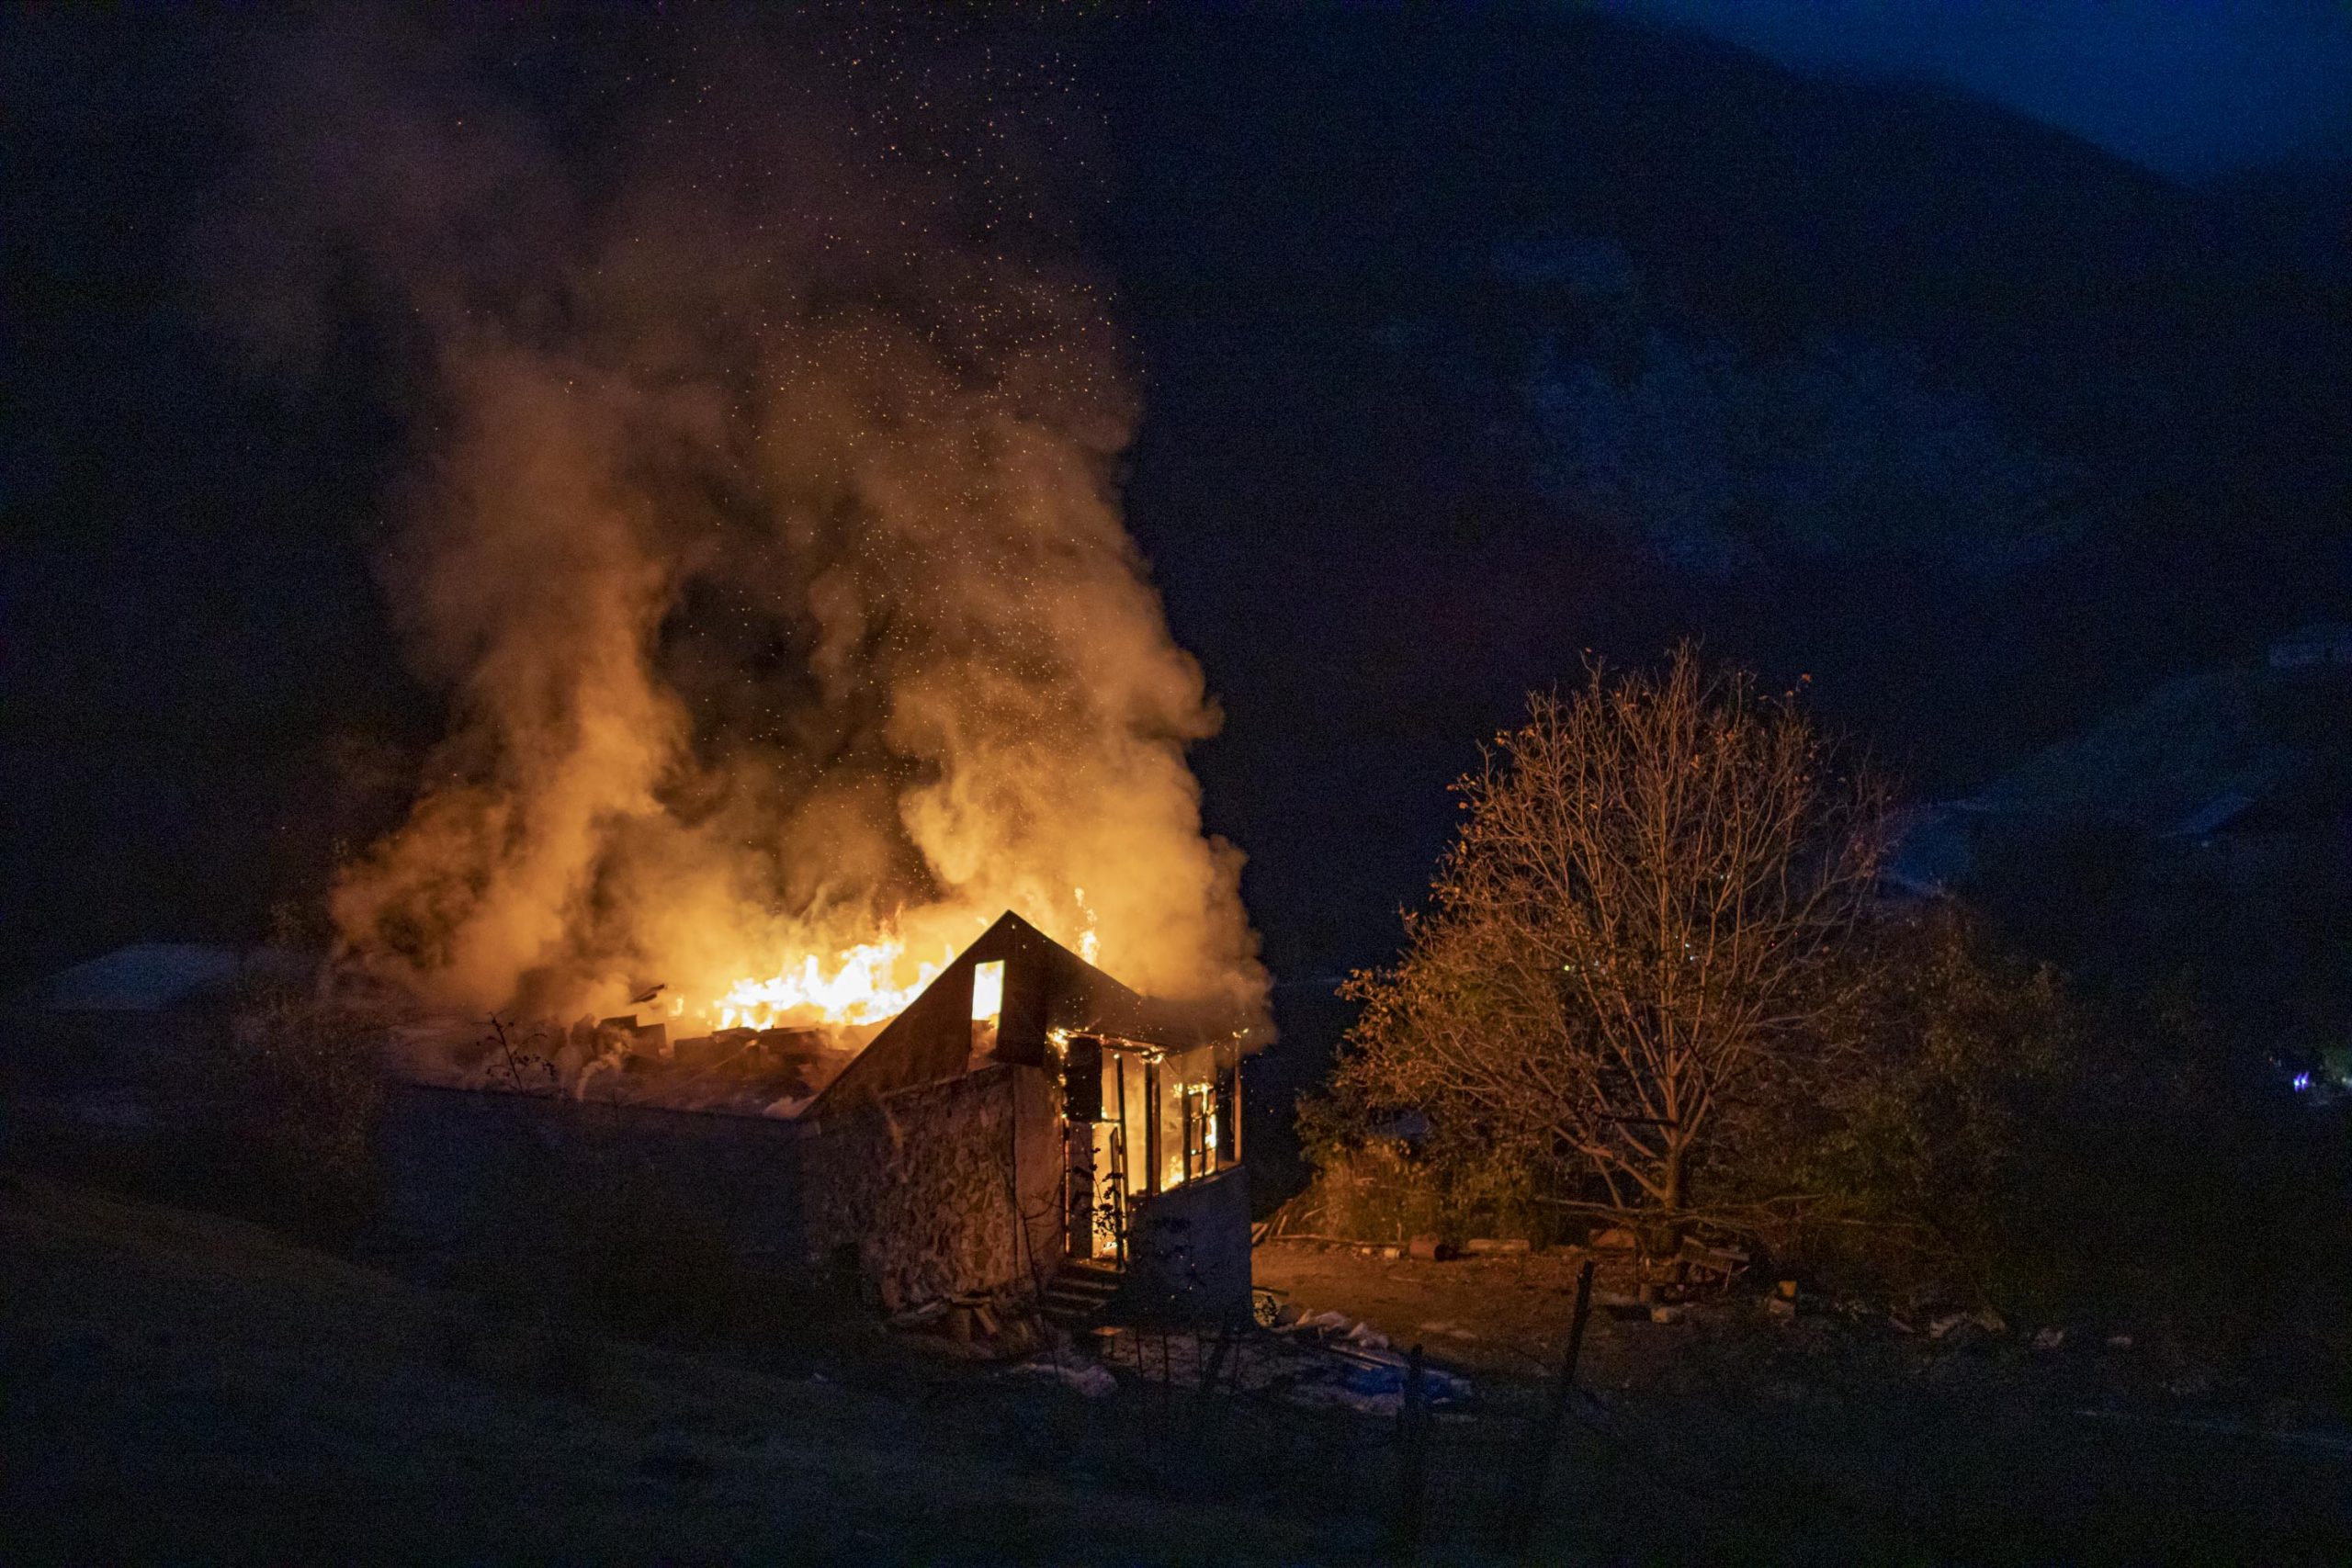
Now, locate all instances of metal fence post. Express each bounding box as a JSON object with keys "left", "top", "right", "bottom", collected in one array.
[
  {"left": 1386, "top": 1343, "right": 1432, "bottom": 1561},
  {"left": 1503, "top": 1257, "right": 1597, "bottom": 1556}
]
